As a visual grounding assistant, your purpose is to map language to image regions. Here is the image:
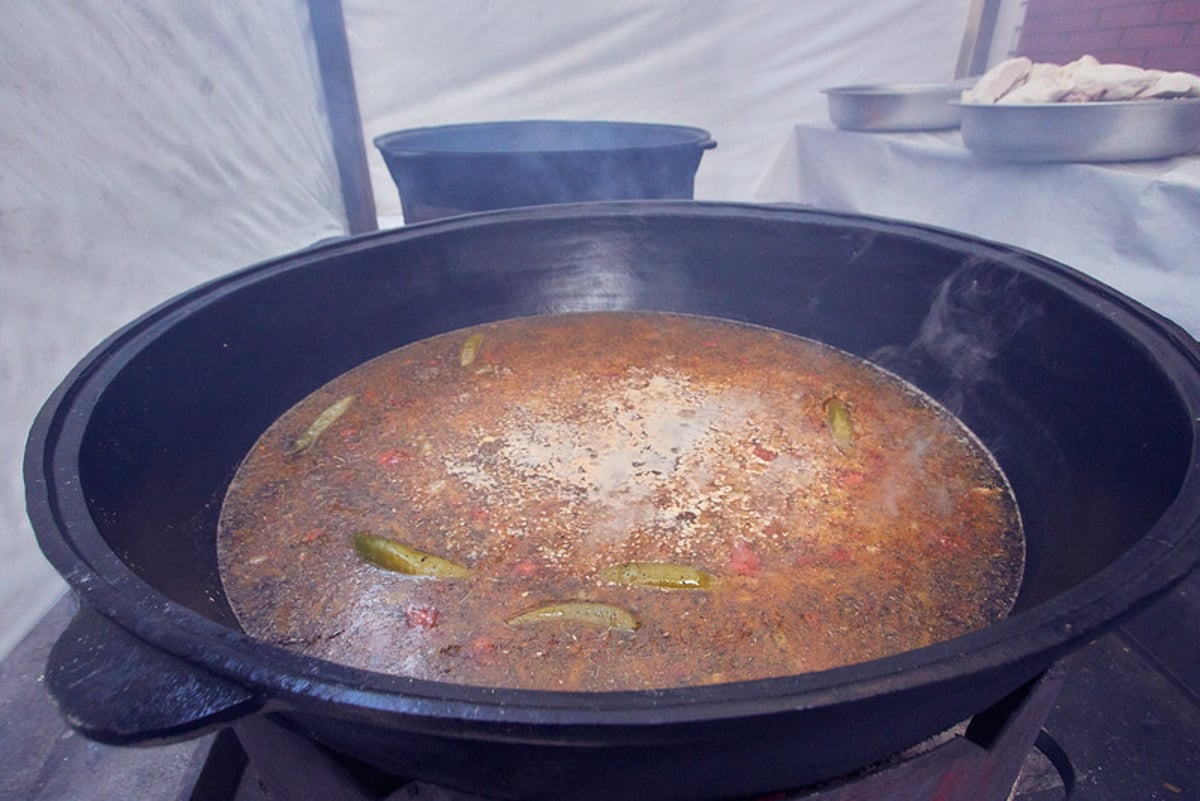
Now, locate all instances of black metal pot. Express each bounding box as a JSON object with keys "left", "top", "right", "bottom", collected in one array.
[
  {"left": 25, "top": 202, "right": 1200, "bottom": 800},
  {"left": 374, "top": 120, "right": 716, "bottom": 222}
]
